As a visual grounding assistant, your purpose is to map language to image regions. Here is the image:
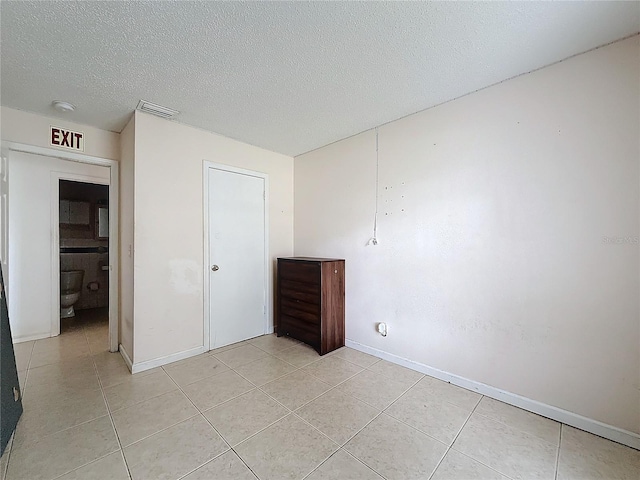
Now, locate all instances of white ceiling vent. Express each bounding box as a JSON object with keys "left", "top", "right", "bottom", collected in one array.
[{"left": 136, "top": 100, "right": 179, "bottom": 119}]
